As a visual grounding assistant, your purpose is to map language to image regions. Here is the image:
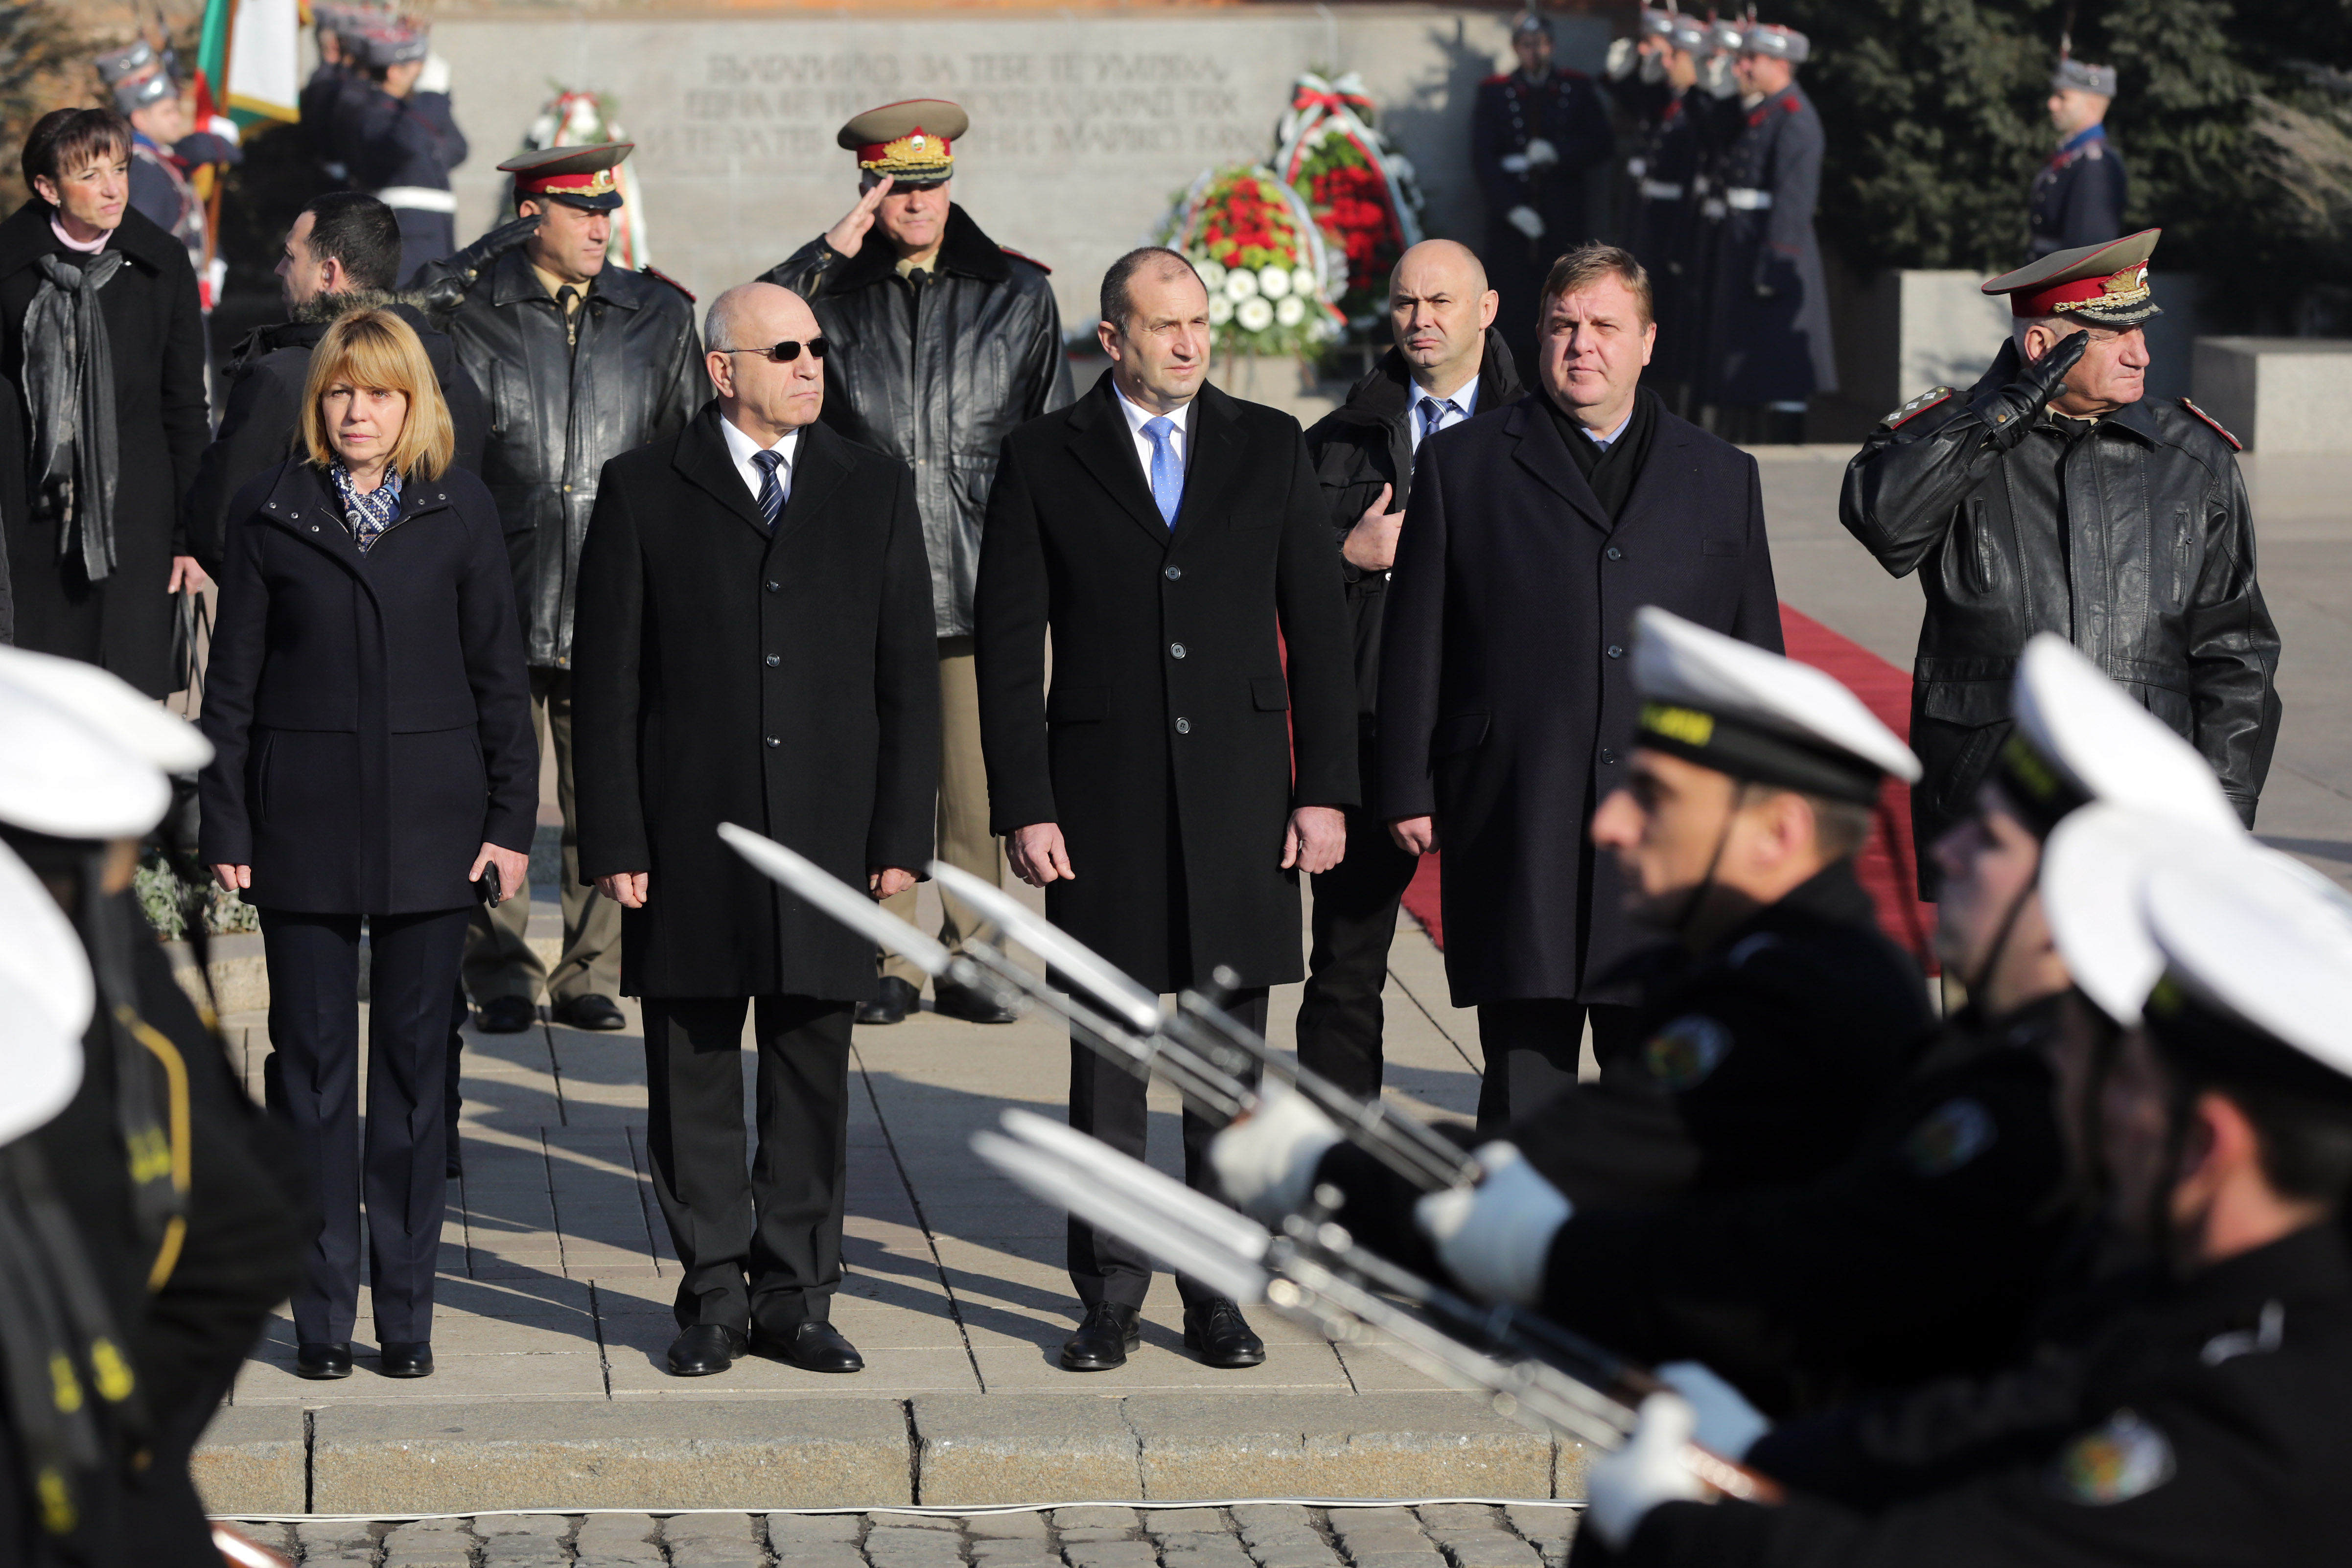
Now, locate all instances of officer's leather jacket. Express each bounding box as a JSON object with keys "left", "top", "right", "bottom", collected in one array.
[
  {"left": 761, "top": 205, "right": 1071, "bottom": 638},
  {"left": 421, "top": 249, "right": 703, "bottom": 667},
  {"left": 1842, "top": 340, "right": 2281, "bottom": 842}
]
